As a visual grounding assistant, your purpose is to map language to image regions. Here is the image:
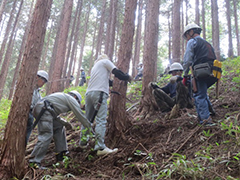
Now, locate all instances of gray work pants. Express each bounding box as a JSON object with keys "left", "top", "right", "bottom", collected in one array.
[
  {"left": 80, "top": 91, "right": 108, "bottom": 151},
  {"left": 29, "top": 101, "right": 67, "bottom": 163}
]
